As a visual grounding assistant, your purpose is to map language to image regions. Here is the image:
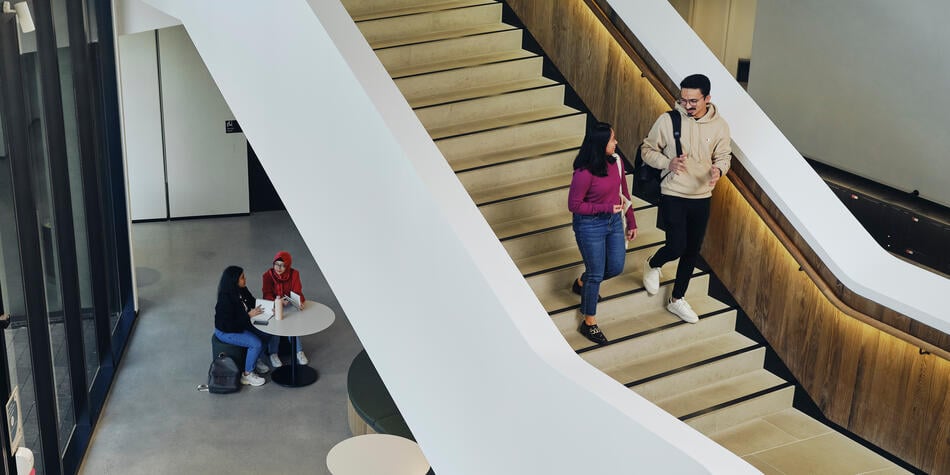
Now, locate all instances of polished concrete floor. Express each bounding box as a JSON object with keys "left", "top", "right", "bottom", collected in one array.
[{"left": 80, "top": 211, "right": 362, "bottom": 474}]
